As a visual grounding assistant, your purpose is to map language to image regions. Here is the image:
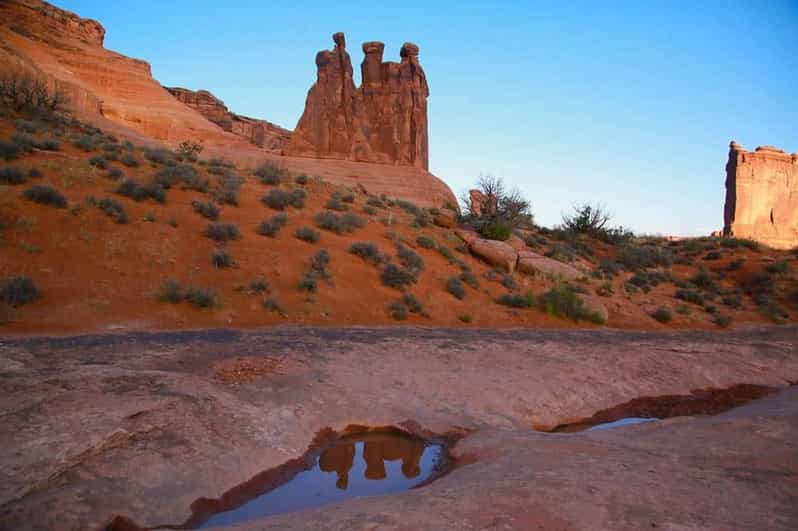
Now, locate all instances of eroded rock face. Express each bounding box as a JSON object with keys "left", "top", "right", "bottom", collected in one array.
[
  {"left": 286, "top": 33, "right": 429, "bottom": 169},
  {"left": 517, "top": 250, "right": 583, "bottom": 280},
  {"left": 165, "top": 87, "right": 291, "bottom": 153},
  {"left": 469, "top": 238, "right": 518, "bottom": 272},
  {"left": 724, "top": 141, "right": 798, "bottom": 249}
]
